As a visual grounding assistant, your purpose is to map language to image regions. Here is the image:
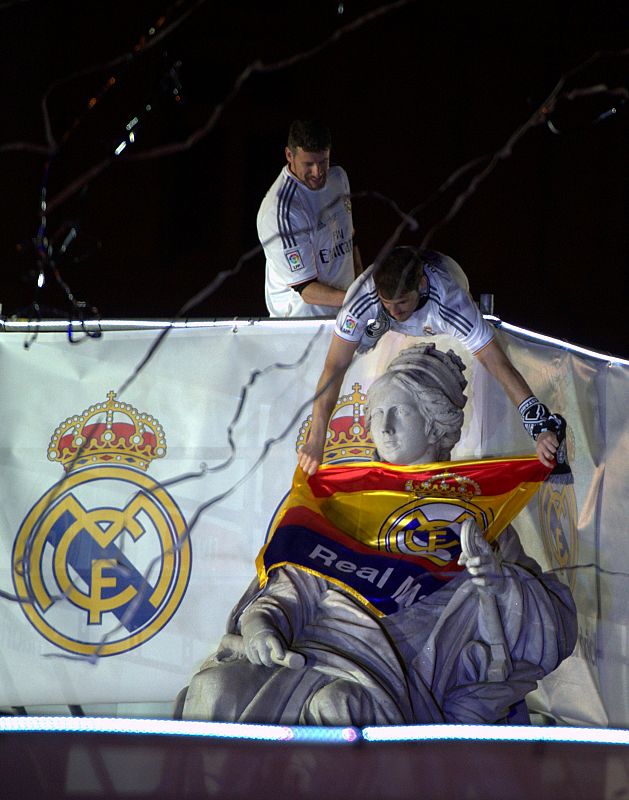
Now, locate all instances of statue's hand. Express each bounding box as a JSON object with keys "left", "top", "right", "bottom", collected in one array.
[
  {"left": 240, "top": 613, "right": 287, "bottom": 668},
  {"left": 458, "top": 518, "right": 505, "bottom": 595},
  {"left": 215, "top": 633, "right": 246, "bottom": 663}
]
